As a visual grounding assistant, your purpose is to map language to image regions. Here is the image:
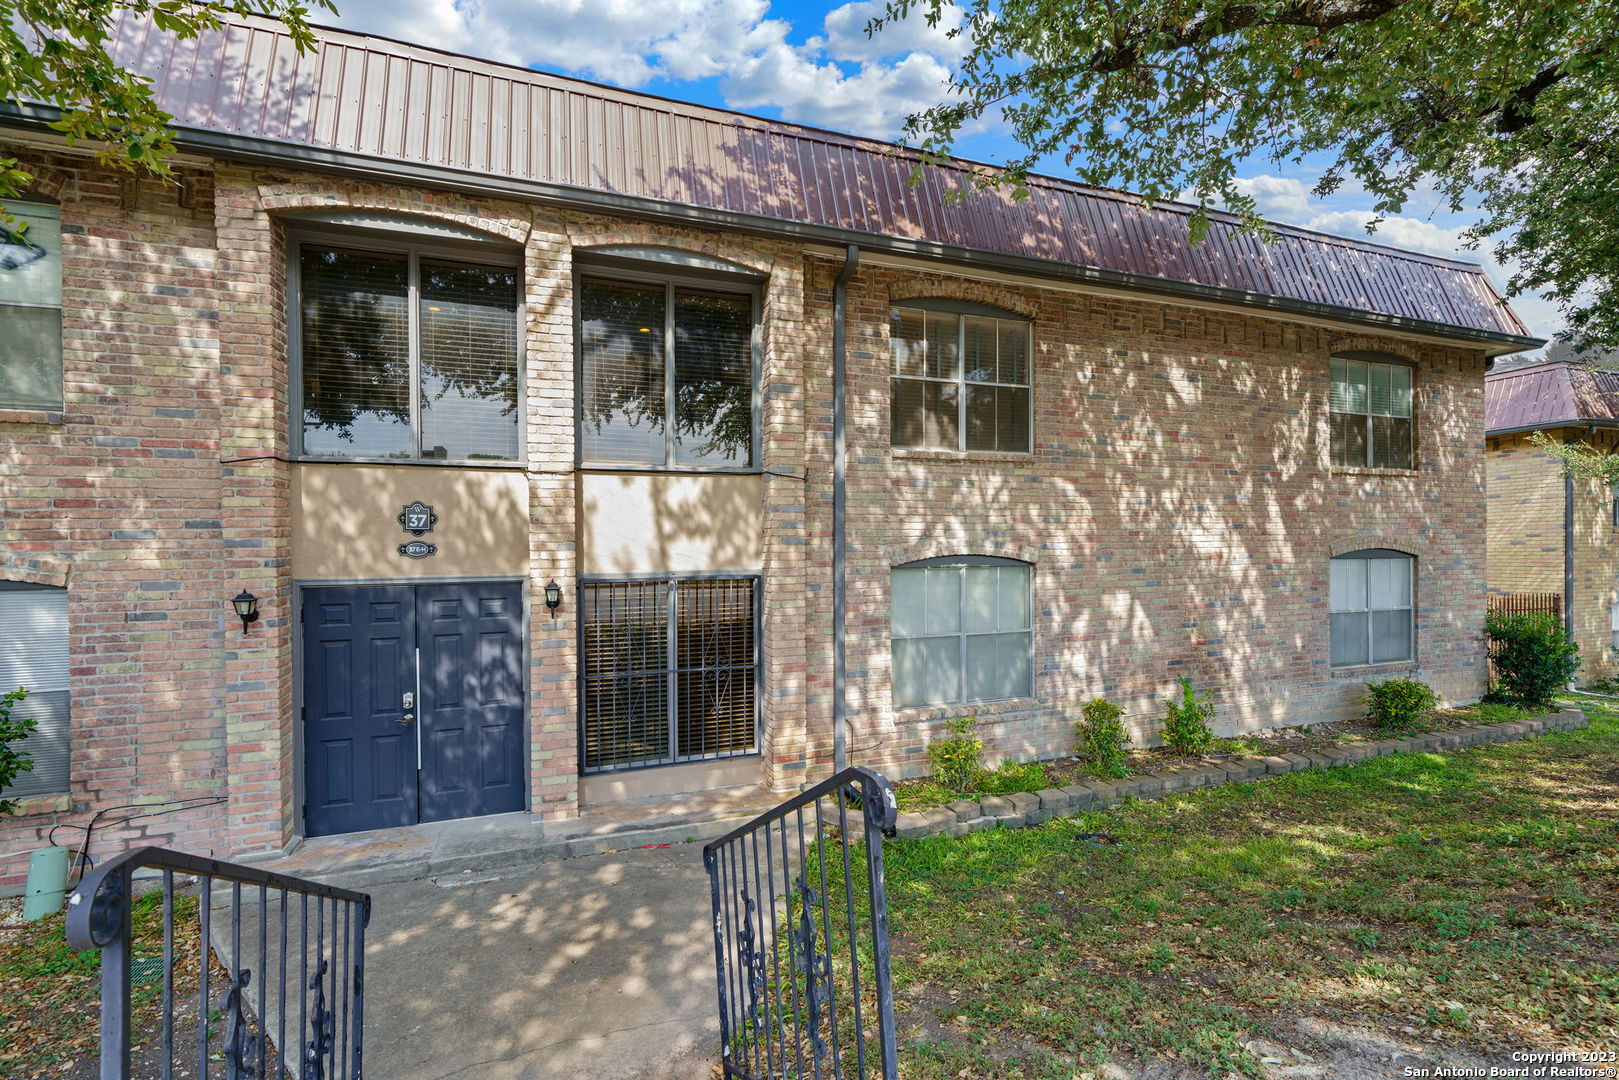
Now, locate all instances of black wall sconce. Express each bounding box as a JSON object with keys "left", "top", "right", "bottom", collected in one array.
[
  {"left": 231, "top": 590, "right": 259, "bottom": 635},
  {"left": 543, "top": 580, "right": 562, "bottom": 619}
]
